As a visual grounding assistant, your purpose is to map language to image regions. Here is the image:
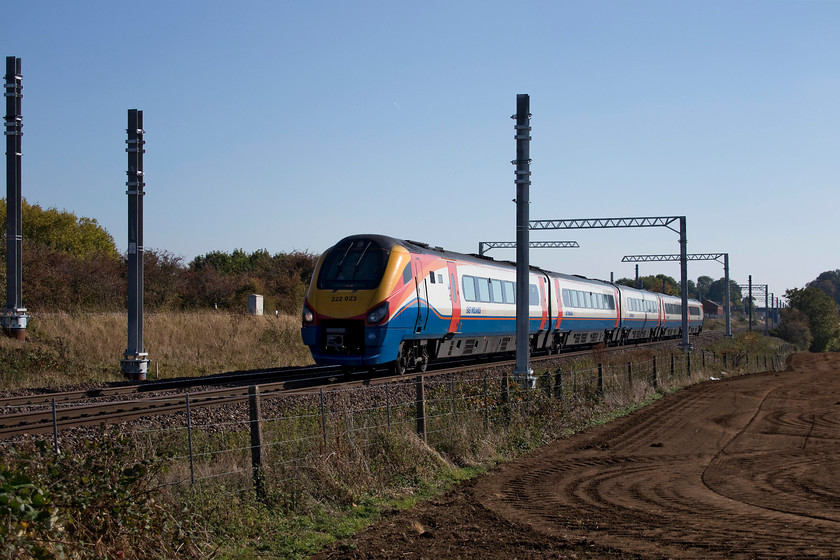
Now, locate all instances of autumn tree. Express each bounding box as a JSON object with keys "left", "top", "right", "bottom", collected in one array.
[
  {"left": 783, "top": 287, "right": 840, "bottom": 352},
  {"left": 0, "top": 198, "right": 119, "bottom": 260}
]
